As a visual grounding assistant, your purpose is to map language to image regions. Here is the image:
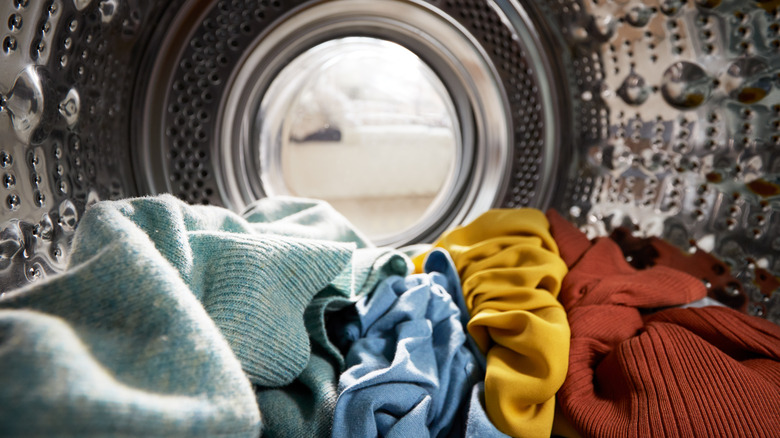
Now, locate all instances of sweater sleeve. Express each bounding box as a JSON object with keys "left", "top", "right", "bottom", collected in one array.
[{"left": 416, "top": 208, "right": 570, "bottom": 438}]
